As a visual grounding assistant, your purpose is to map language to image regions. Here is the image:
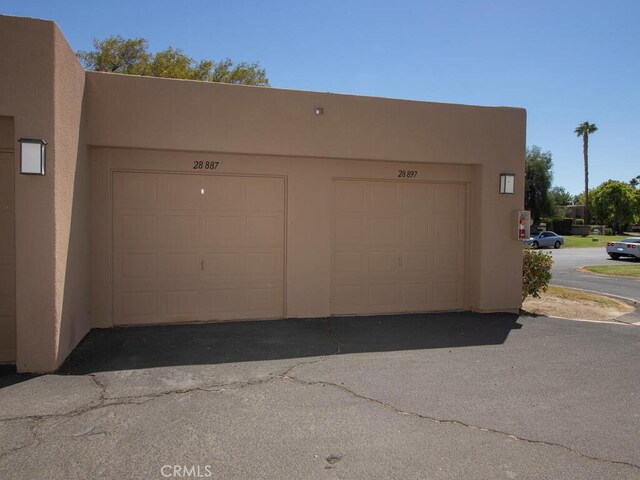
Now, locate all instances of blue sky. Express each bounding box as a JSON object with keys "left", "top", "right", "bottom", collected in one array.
[{"left": 2, "top": 1, "right": 638, "bottom": 195}]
